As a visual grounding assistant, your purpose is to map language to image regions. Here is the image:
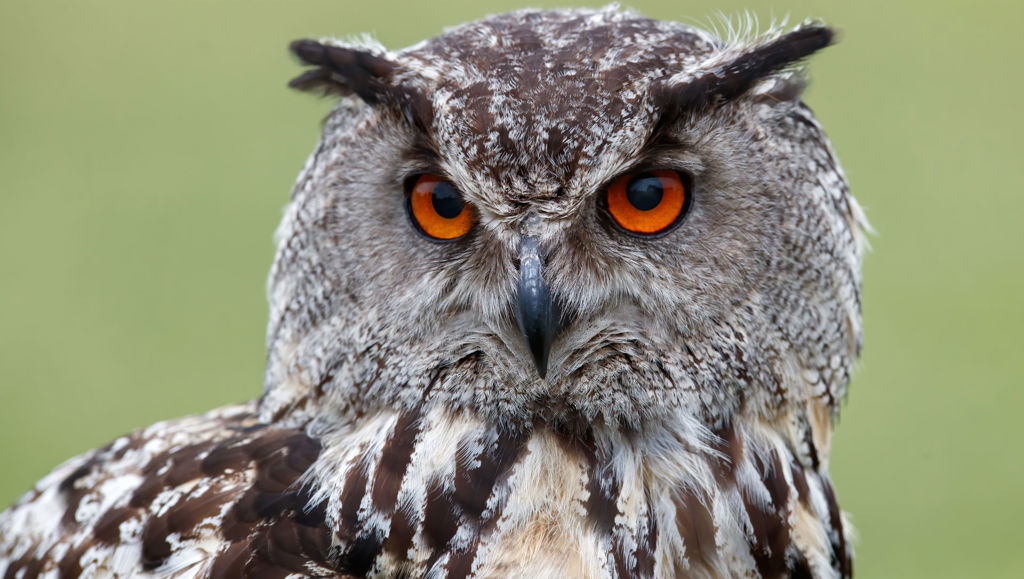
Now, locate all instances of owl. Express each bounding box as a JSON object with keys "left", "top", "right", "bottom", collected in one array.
[{"left": 0, "top": 6, "right": 866, "bottom": 578}]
